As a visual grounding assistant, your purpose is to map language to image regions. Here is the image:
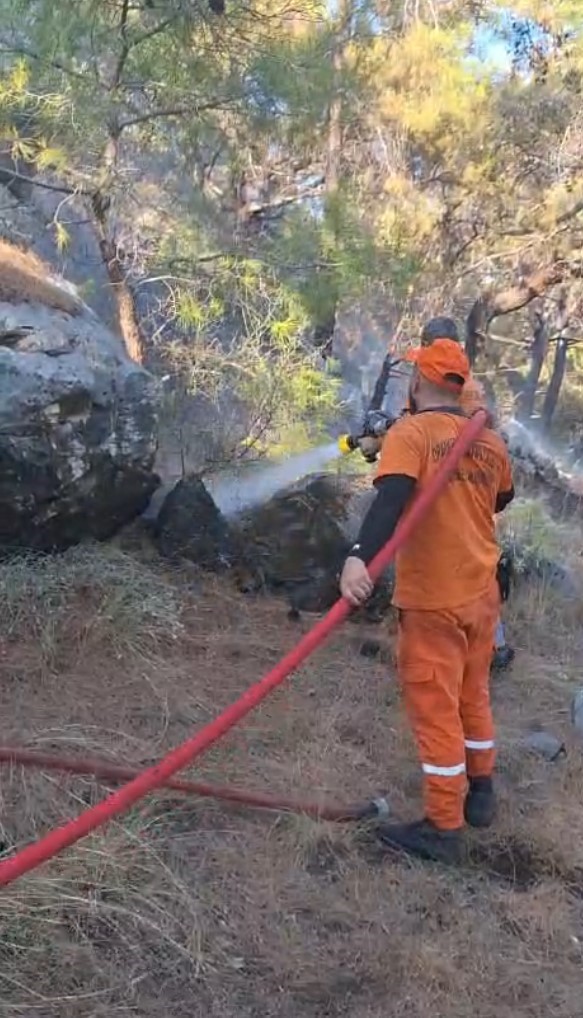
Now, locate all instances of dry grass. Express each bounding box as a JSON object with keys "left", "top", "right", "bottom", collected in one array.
[
  {"left": 0, "top": 238, "right": 82, "bottom": 315},
  {"left": 0, "top": 519, "right": 582, "bottom": 1018},
  {"left": 0, "top": 544, "right": 183, "bottom": 680}
]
